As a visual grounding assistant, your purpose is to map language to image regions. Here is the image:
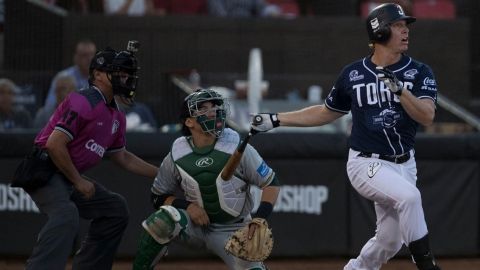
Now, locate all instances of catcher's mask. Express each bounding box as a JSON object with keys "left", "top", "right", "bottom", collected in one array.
[
  {"left": 366, "top": 3, "right": 415, "bottom": 43},
  {"left": 181, "top": 89, "right": 228, "bottom": 138}
]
